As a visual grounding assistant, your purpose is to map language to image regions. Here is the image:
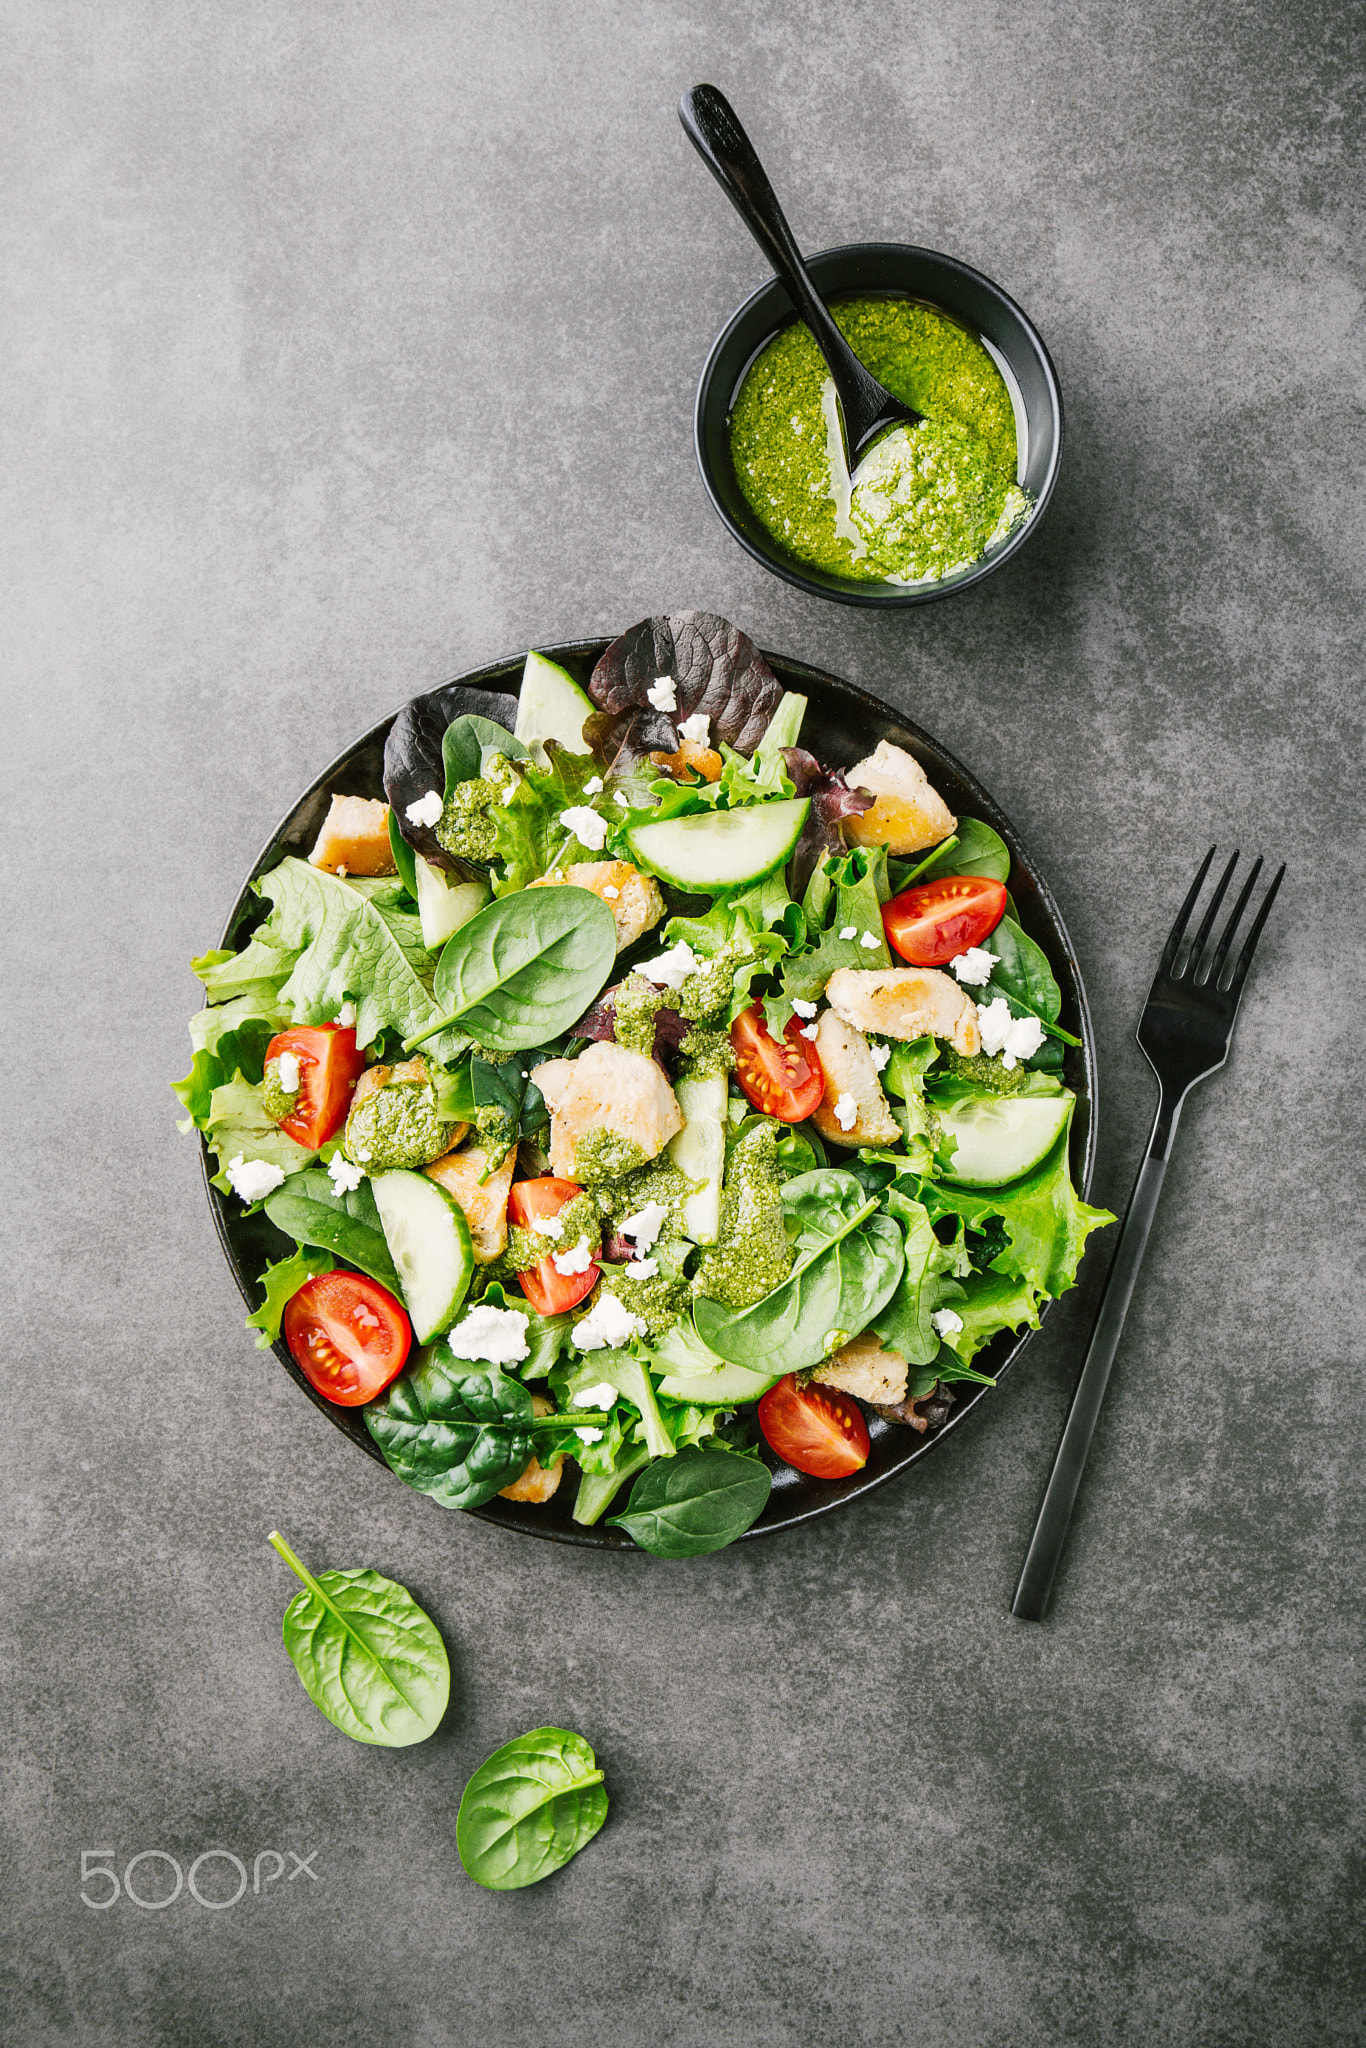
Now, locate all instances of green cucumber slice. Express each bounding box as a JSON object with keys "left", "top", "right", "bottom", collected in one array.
[
  {"left": 655, "top": 1361, "right": 781, "bottom": 1405},
  {"left": 668, "top": 1071, "right": 727, "bottom": 1244},
  {"left": 415, "top": 858, "right": 490, "bottom": 950},
  {"left": 369, "top": 1169, "right": 474, "bottom": 1341},
  {"left": 626, "top": 797, "right": 809, "bottom": 891},
  {"left": 515, "top": 650, "right": 594, "bottom": 757},
  {"left": 937, "top": 1090, "right": 1072, "bottom": 1187}
]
